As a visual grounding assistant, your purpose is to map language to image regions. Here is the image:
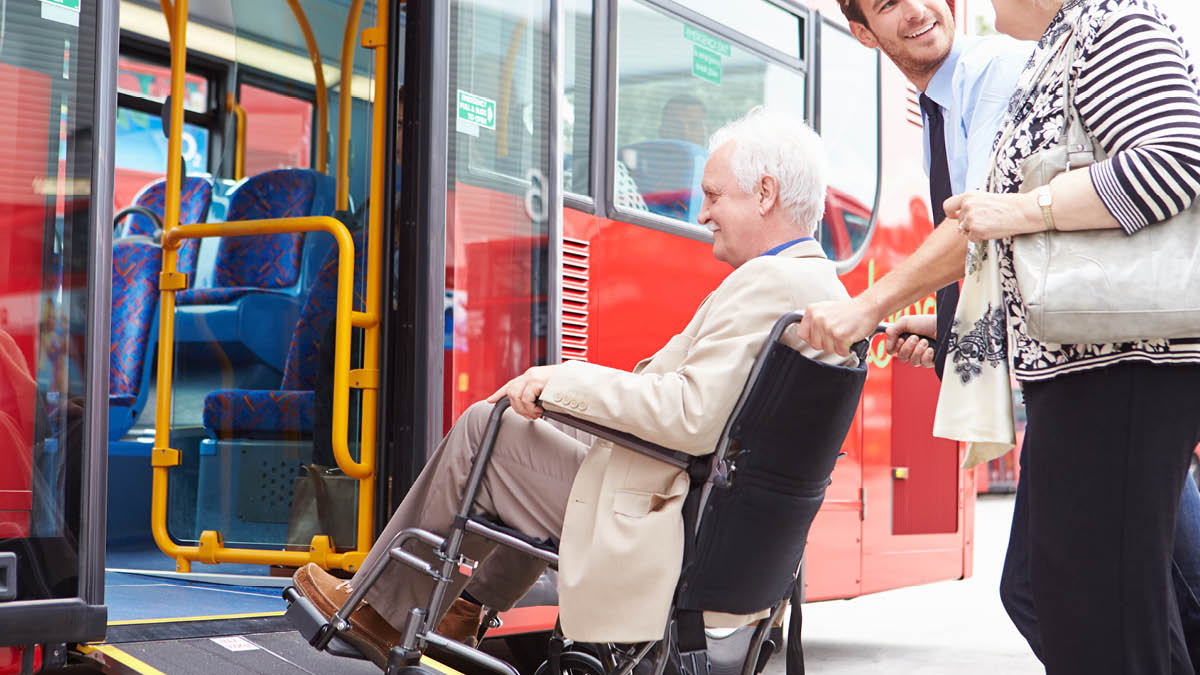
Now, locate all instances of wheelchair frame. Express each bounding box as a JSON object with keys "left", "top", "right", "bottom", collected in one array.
[{"left": 286, "top": 312, "right": 883, "bottom": 674}]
